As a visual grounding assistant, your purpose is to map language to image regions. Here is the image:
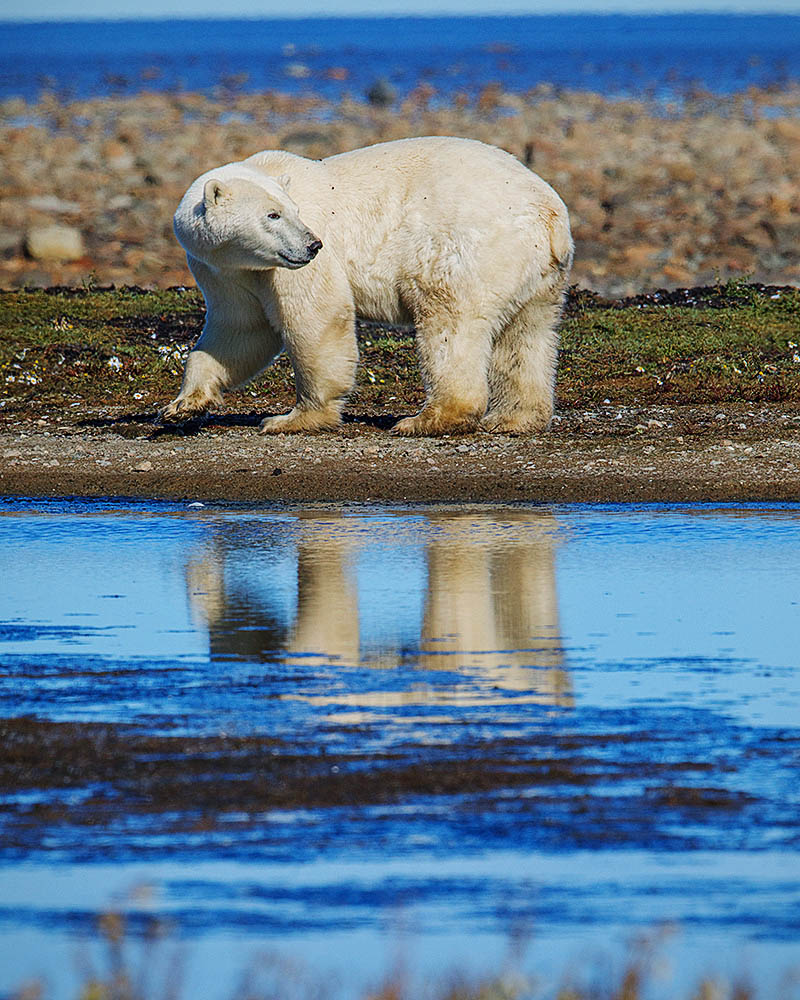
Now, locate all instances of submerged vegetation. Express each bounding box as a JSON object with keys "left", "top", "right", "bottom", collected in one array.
[
  {"left": 13, "top": 907, "right": 762, "bottom": 1000},
  {"left": 0, "top": 282, "right": 799, "bottom": 423}
]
